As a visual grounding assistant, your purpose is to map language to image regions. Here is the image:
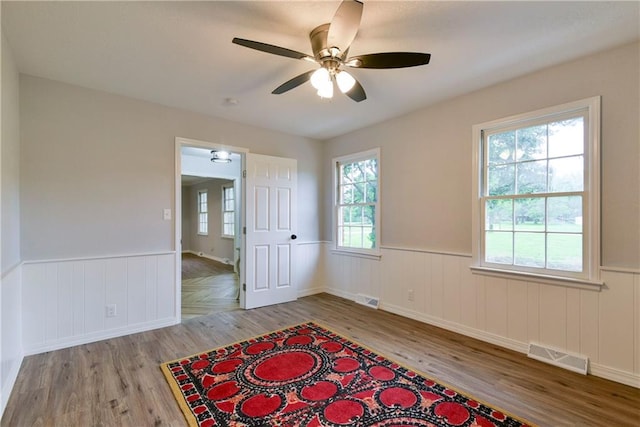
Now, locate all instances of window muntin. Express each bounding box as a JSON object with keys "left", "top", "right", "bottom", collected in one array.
[
  {"left": 222, "top": 185, "right": 235, "bottom": 237},
  {"left": 474, "top": 97, "right": 600, "bottom": 283},
  {"left": 197, "top": 190, "right": 208, "bottom": 235},
  {"left": 334, "top": 150, "right": 380, "bottom": 254}
]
